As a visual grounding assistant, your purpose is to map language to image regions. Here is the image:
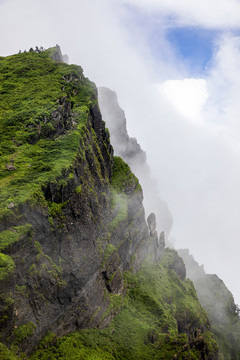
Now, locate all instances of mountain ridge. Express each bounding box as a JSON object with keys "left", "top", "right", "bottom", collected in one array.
[{"left": 0, "top": 46, "right": 236, "bottom": 359}]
